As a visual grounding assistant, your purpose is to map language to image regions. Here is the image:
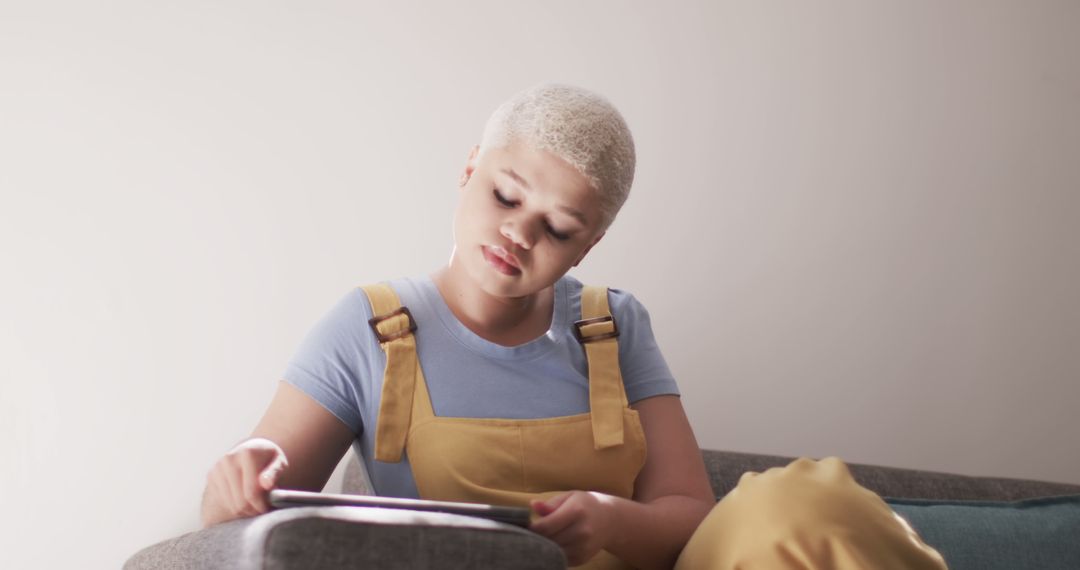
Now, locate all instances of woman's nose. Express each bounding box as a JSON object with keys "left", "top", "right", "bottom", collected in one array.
[{"left": 500, "top": 220, "right": 535, "bottom": 250}]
